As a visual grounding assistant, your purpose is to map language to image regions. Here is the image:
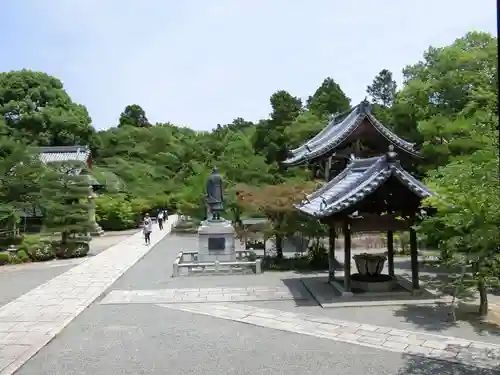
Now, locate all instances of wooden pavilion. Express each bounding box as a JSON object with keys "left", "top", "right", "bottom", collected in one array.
[
  {"left": 283, "top": 99, "right": 432, "bottom": 291},
  {"left": 295, "top": 149, "right": 433, "bottom": 294}
]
